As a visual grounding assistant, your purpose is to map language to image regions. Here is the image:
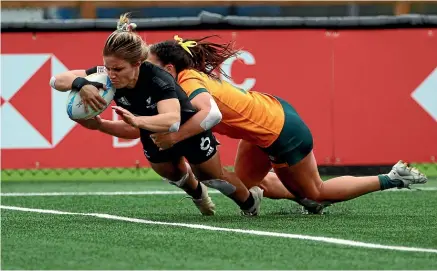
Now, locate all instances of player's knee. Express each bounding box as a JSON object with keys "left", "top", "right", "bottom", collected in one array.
[
  {"left": 164, "top": 172, "right": 189, "bottom": 188},
  {"left": 257, "top": 174, "right": 274, "bottom": 192}
]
